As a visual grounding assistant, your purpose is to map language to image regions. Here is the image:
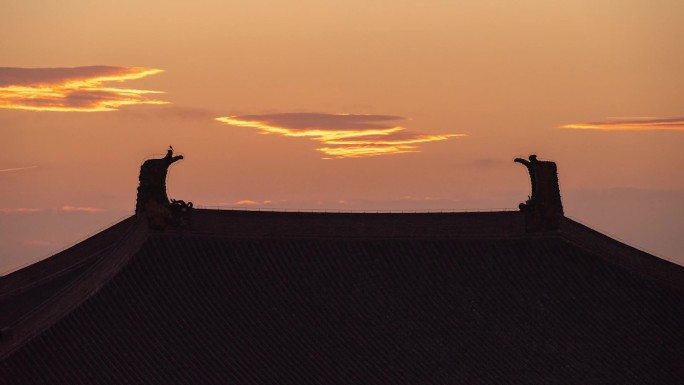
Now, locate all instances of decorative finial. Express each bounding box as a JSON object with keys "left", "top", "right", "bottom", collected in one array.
[
  {"left": 136, "top": 147, "right": 192, "bottom": 229},
  {"left": 514, "top": 154, "right": 563, "bottom": 231}
]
